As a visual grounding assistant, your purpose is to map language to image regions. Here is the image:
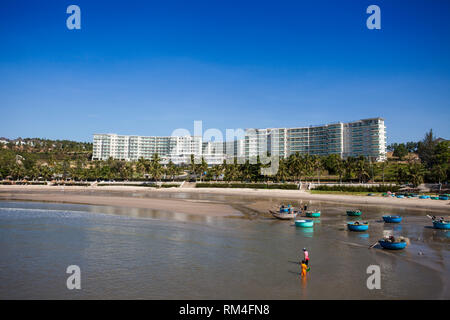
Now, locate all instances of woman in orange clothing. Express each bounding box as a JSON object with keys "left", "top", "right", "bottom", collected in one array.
[{"left": 300, "top": 260, "right": 309, "bottom": 278}]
